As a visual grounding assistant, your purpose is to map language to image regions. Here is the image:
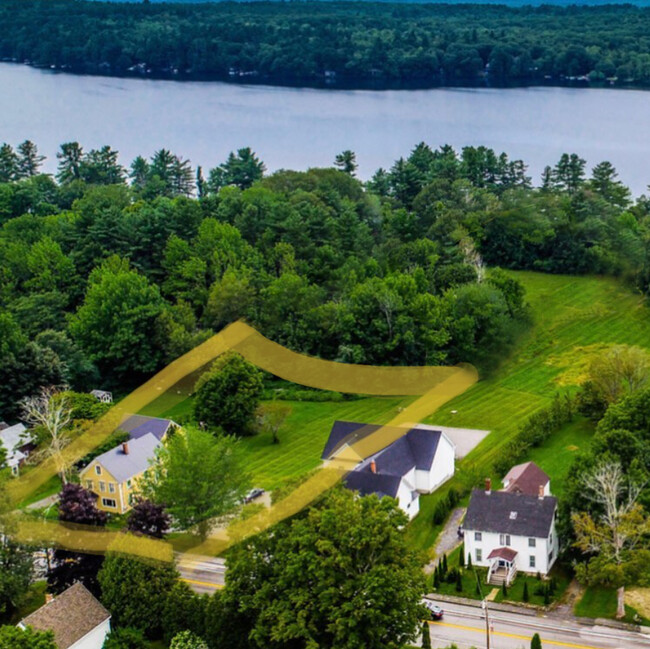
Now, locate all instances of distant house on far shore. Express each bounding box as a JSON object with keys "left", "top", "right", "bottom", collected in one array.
[{"left": 18, "top": 582, "right": 111, "bottom": 649}]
